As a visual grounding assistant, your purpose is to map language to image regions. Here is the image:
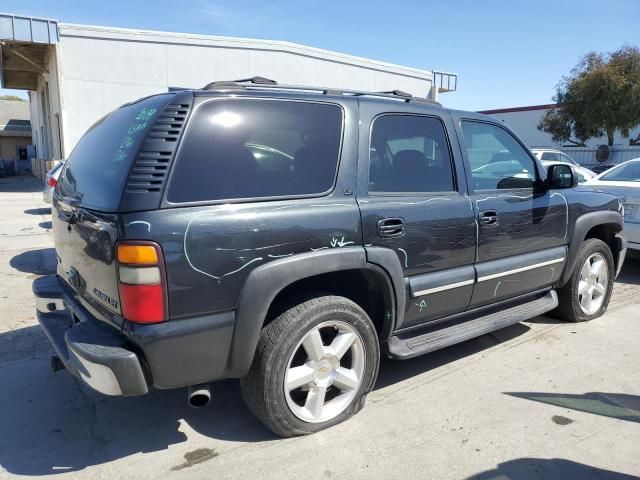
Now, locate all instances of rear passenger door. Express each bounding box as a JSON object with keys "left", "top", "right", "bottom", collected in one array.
[{"left": 357, "top": 103, "right": 476, "bottom": 330}]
